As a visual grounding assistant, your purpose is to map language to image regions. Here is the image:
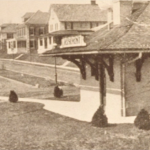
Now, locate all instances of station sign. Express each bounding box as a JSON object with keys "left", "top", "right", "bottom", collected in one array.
[{"left": 60, "top": 35, "right": 86, "bottom": 48}]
